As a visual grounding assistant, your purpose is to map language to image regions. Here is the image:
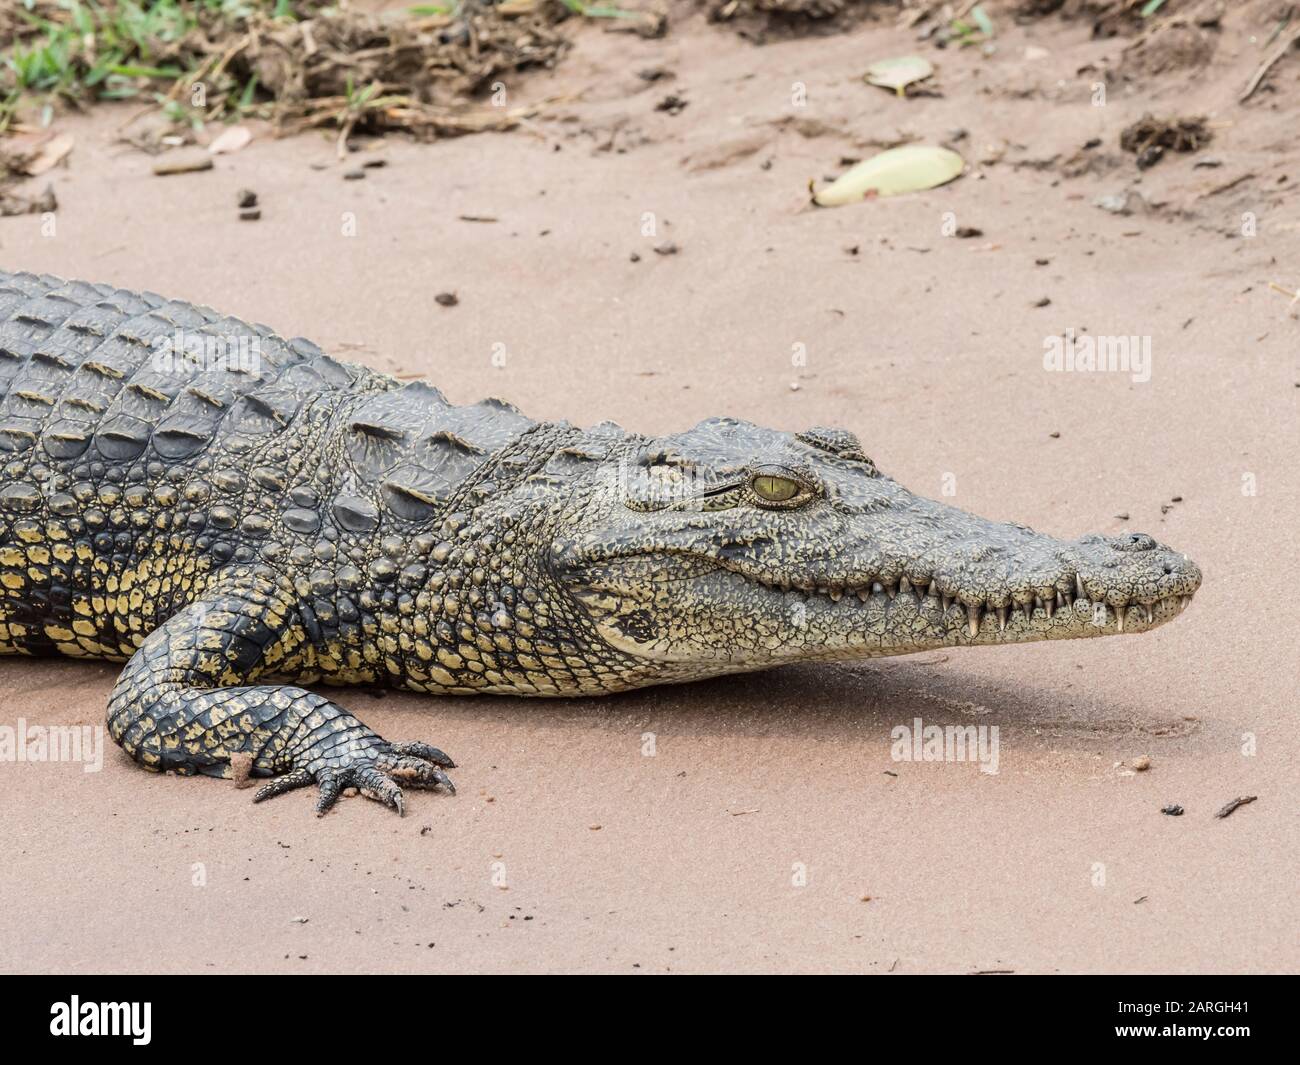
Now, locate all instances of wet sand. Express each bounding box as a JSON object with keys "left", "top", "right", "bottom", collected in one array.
[{"left": 0, "top": 10, "right": 1295, "bottom": 973}]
